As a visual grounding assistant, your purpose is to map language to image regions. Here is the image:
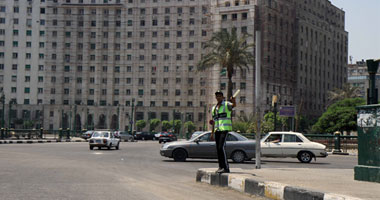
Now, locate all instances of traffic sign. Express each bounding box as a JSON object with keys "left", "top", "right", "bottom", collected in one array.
[{"left": 279, "top": 106, "right": 296, "bottom": 117}]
